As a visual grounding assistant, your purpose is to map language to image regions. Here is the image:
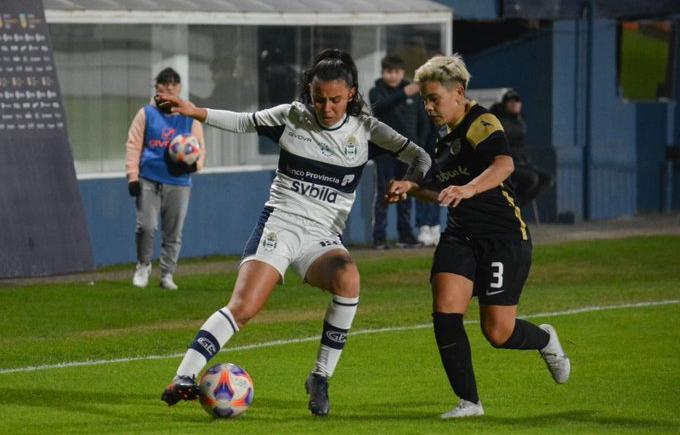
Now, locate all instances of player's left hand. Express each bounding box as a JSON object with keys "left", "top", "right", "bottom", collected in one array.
[
  {"left": 385, "top": 180, "right": 412, "bottom": 203},
  {"left": 438, "top": 184, "right": 476, "bottom": 207}
]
